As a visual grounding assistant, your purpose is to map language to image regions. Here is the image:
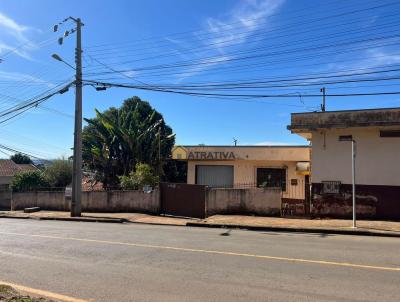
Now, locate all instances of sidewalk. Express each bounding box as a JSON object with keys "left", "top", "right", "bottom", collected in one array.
[
  {"left": 193, "top": 215, "right": 400, "bottom": 237},
  {"left": 1, "top": 210, "right": 400, "bottom": 237},
  {"left": 0, "top": 210, "right": 193, "bottom": 225}
]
